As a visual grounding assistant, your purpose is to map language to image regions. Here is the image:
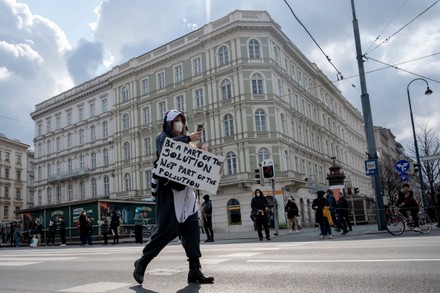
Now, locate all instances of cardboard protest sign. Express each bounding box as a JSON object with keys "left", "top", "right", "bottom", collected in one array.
[{"left": 156, "top": 137, "right": 224, "bottom": 194}]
